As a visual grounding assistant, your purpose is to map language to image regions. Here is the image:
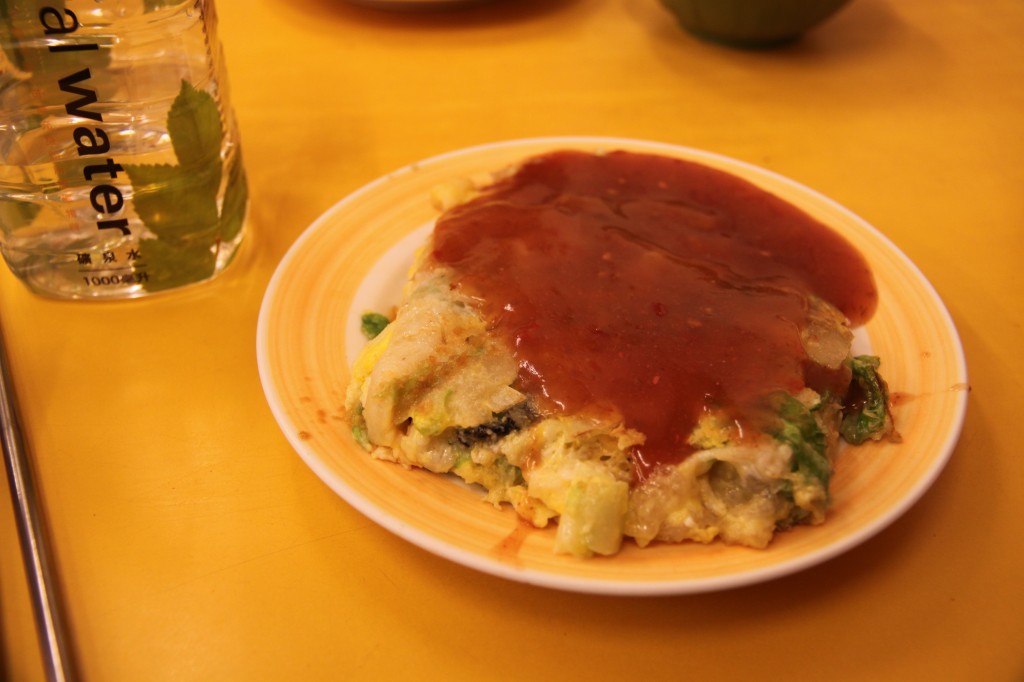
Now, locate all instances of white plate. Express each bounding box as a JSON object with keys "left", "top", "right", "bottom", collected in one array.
[{"left": 256, "top": 137, "right": 968, "bottom": 595}]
